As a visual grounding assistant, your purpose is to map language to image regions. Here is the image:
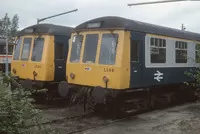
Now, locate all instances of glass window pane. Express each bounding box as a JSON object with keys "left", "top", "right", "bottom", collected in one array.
[
  {"left": 131, "top": 40, "right": 139, "bottom": 62},
  {"left": 55, "top": 43, "right": 64, "bottom": 60},
  {"left": 175, "top": 41, "right": 187, "bottom": 63},
  {"left": 176, "top": 50, "right": 187, "bottom": 63},
  {"left": 21, "top": 38, "right": 32, "bottom": 61},
  {"left": 151, "top": 38, "right": 154, "bottom": 46},
  {"left": 196, "top": 44, "right": 200, "bottom": 63},
  {"left": 0, "top": 46, "right": 4, "bottom": 54},
  {"left": 13, "top": 38, "right": 22, "bottom": 60},
  {"left": 150, "top": 38, "right": 166, "bottom": 63},
  {"left": 70, "top": 35, "right": 83, "bottom": 63},
  {"left": 178, "top": 42, "right": 181, "bottom": 48},
  {"left": 175, "top": 41, "right": 178, "bottom": 48},
  {"left": 99, "top": 33, "right": 118, "bottom": 65},
  {"left": 82, "top": 34, "right": 98, "bottom": 63},
  {"left": 163, "top": 40, "right": 166, "bottom": 47},
  {"left": 159, "top": 39, "right": 162, "bottom": 47},
  {"left": 155, "top": 38, "right": 158, "bottom": 47},
  {"left": 8, "top": 45, "right": 13, "bottom": 55},
  {"left": 31, "top": 38, "right": 44, "bottom": 61},
  {"left": 151, "top": 47, "right": 166, "bottom": 63}
]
